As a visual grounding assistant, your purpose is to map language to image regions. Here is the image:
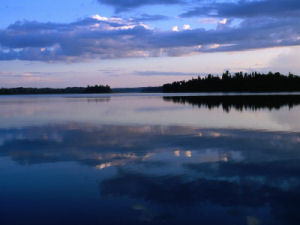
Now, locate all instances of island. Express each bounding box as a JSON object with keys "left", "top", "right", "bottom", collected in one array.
[{"left": 0, "top": 85, "right": 112, "bottom": 95}]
